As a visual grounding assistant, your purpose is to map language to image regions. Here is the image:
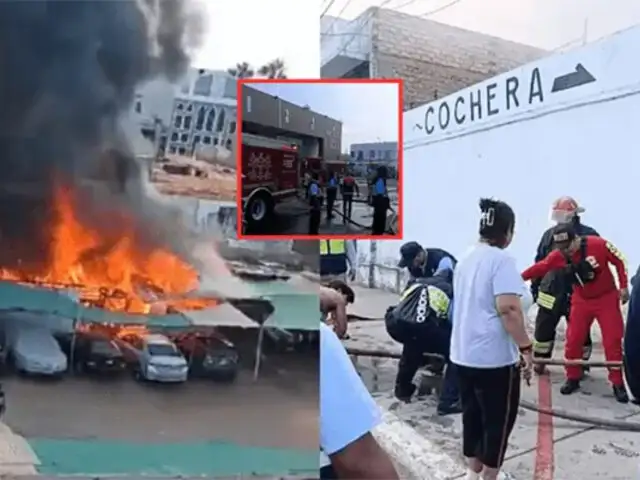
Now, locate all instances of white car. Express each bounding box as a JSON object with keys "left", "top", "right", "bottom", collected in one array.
[
  {"left": 120, "top": 334, "right": 188, "bottom": 383},
  {"left": 8, "top": 326, "right": 67, "bottom": 376}
]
